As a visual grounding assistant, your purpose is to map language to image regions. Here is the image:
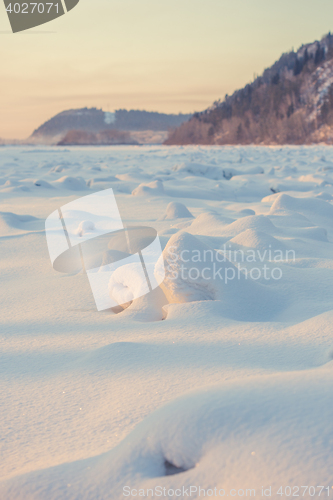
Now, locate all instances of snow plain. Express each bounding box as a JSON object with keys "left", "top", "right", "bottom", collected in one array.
[{"left": 0, "top": 145, "right": 333, "bottom": 499}]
